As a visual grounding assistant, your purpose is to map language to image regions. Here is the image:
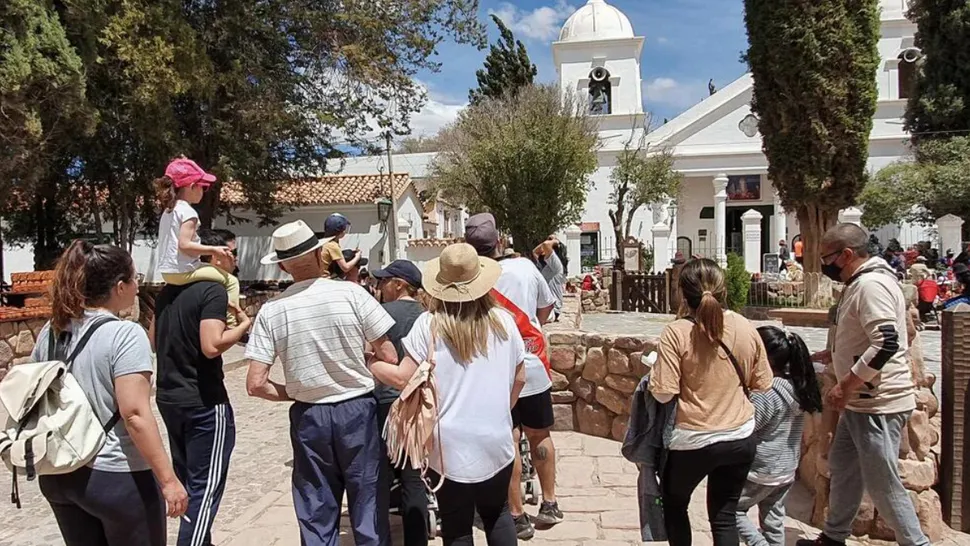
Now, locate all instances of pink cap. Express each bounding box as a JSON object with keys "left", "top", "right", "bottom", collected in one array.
[{"left": 165, "top": 158, "right": 217, "bottom": 188}]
